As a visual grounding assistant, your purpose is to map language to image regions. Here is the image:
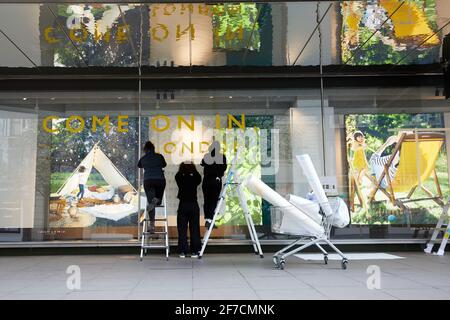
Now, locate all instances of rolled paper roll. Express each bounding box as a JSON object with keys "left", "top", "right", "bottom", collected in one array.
[
  {"left": 296, "top": 154, "right": 333, "bottom": 217},
  {"left": 245, "top": 176, "right": 324, "bottom": 237},
  {"left": 286, "top": 194, "right": 322, "bottom": 225}
]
